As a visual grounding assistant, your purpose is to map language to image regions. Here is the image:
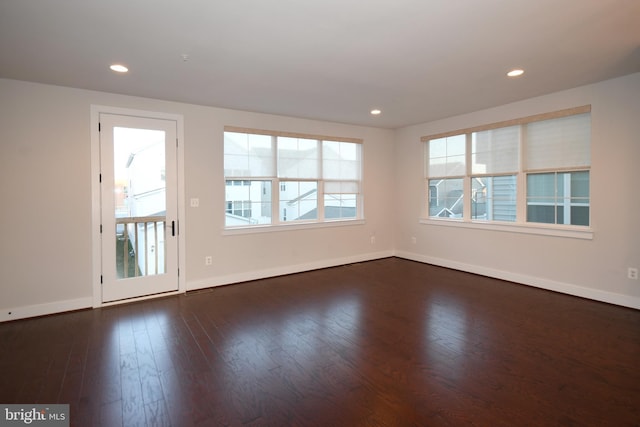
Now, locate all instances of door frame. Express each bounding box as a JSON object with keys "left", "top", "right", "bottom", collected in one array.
[{"left": 90, "top": 105, "right": 186, "bottom": 307}]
